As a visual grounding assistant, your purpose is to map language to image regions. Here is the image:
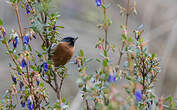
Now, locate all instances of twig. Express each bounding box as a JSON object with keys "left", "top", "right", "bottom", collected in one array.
[
  {"left": 117, "top": 0, "right": 130, "bottom": 65},
  {"left": 38, "top": 32, "right": 46, "bottom": 43},
  {"left": 1, "top": 32, "right": 19, "bottom": 66},
  {"left": 59, "top": 74, "right": 64, "bottom": 96},
  {"left": 54, "top": 72, "right": 62, "bottom": 103},
  {"left": 85, "top": 99, "right": 90, "bottom": 110},
  {"left": 13, "top": 3, "right": 24, "bottom": 46},
  {"left": 102, "top": 0, "right": 108, "bottom": 51},
  {"left": 84, "top": 84, "right": 90, "bottom": 110},
  {"left": 40, "top": 72, "right": 56, "bottom": 92}
]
